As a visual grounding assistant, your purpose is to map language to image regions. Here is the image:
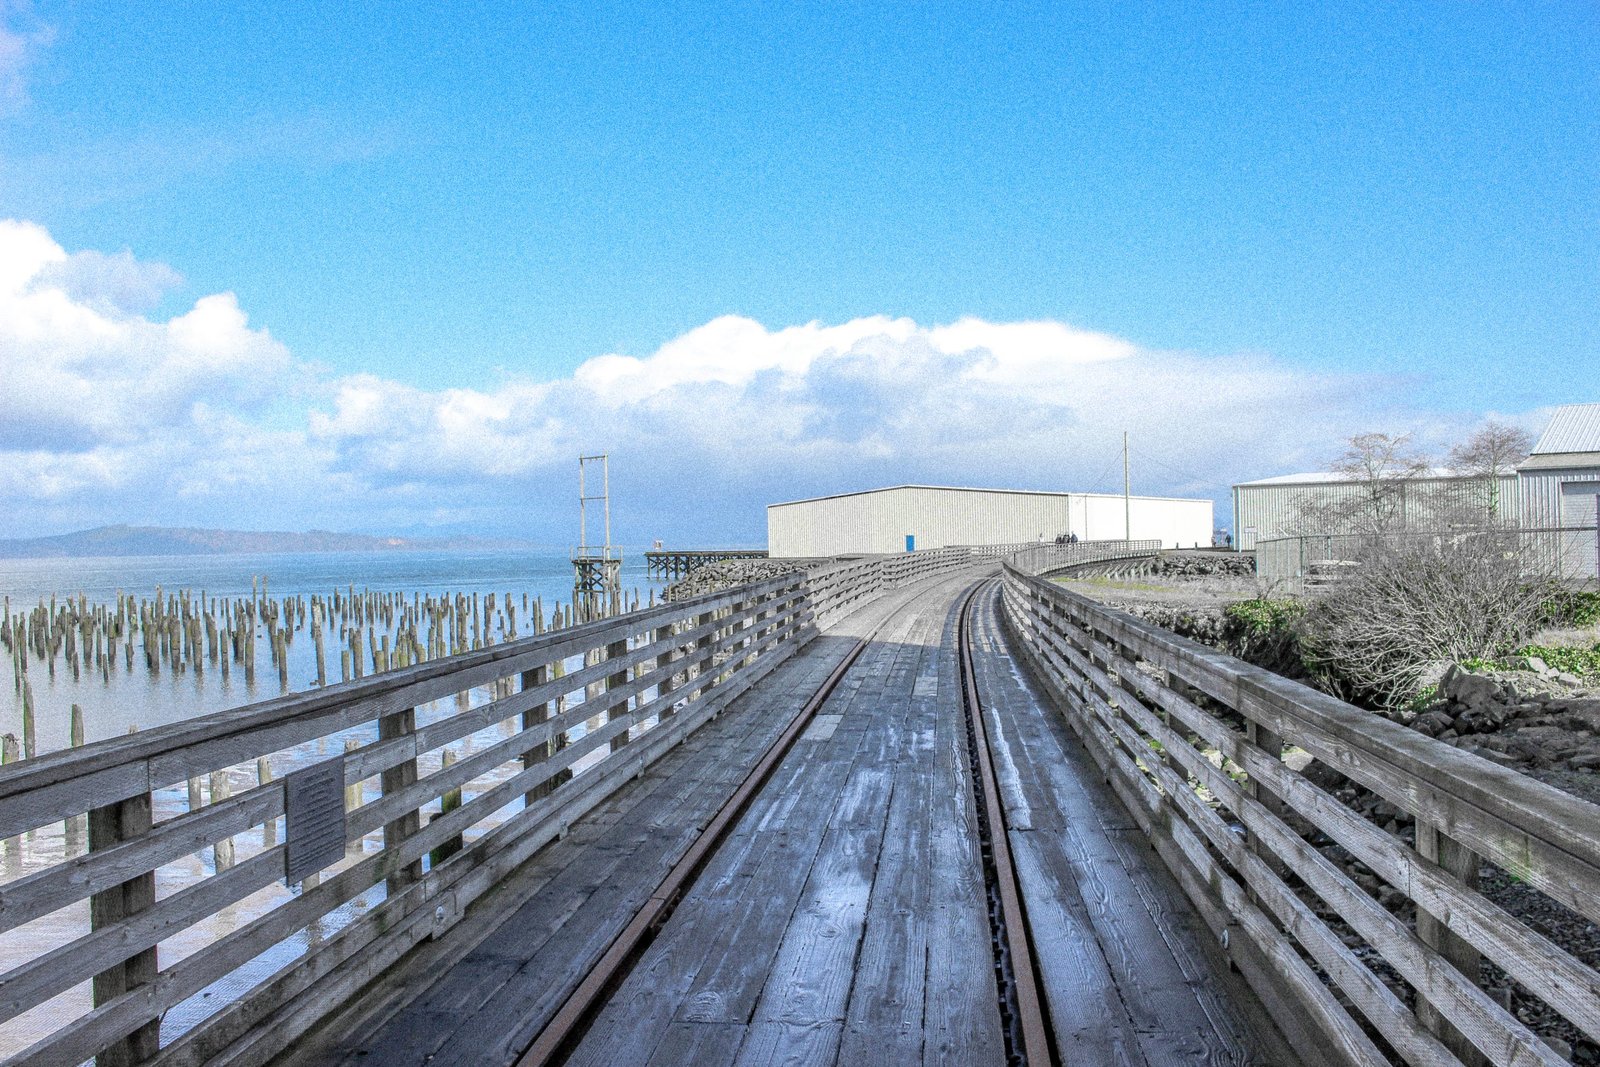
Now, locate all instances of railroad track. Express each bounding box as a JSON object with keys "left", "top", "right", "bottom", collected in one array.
[
  {"left": 957, "top": 579, "right": 1055, "bottom": 1066},
  {"left": 516, "top": 577, "right": 1057, "bottom": 1066}
]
